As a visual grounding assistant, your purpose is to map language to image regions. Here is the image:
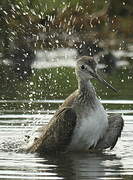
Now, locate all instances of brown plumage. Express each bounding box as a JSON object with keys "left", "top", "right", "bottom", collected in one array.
[{"left": 26, "top": 107, "right": 77, "bottom": 153}]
